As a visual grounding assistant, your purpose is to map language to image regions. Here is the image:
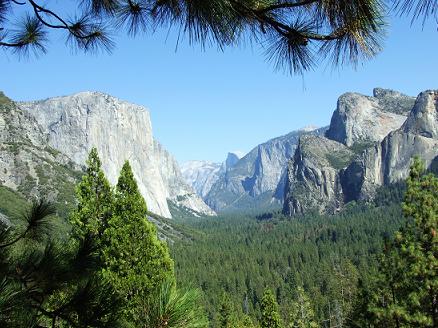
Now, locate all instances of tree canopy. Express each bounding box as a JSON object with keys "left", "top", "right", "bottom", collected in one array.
[{"left": 364, "top": 158, "right": 438, "bottom": 327}]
